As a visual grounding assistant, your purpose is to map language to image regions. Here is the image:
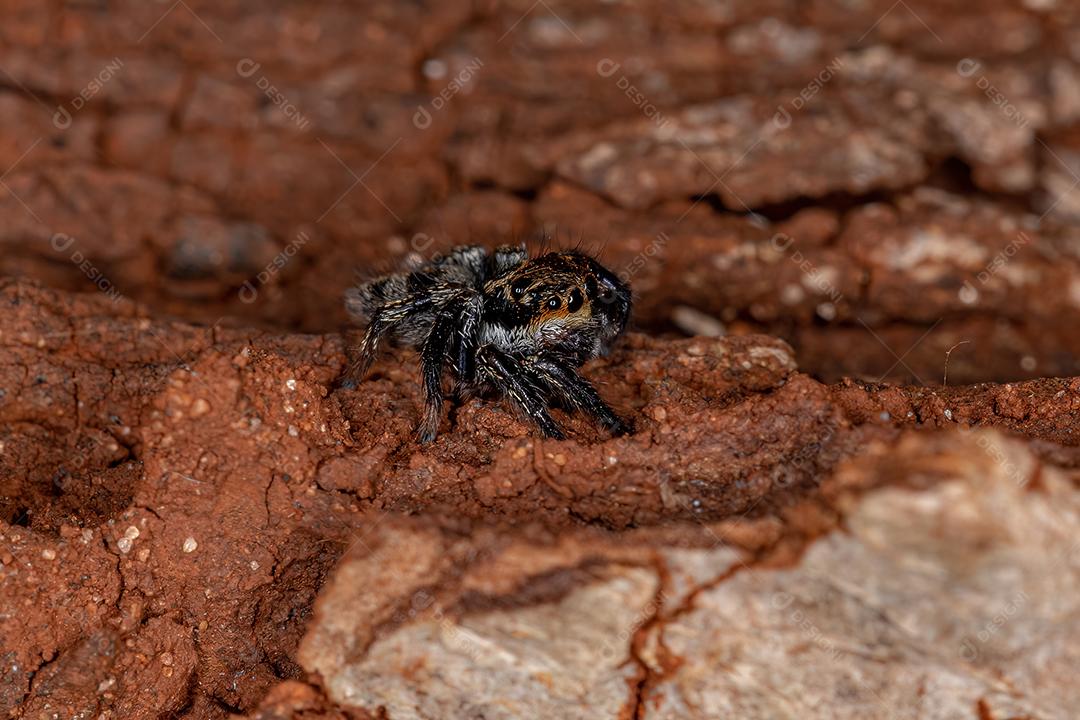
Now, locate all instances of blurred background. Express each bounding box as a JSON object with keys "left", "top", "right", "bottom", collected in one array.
[{"left": 3, "top": 0, "right": 1080, "bottom": 384}]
